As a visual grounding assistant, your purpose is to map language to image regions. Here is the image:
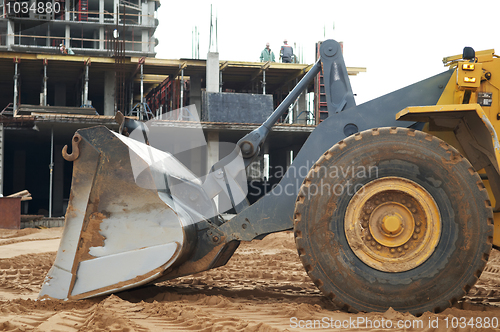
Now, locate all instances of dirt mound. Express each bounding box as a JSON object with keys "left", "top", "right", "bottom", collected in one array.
[
  {"left": 0, "top": 227, "right": 63, "bottom": 247},
  {"left": 240, "top": 231, "right": 297, "bottom": 251},
  {"left": 0, "top": 228, "right": 498, "bottom": 331},
  {"left": 0, "top": 252, "right": 55, "bottom": 294},
  {"left": 0, "top": 228, "right": 40, "bottom": 239}
]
